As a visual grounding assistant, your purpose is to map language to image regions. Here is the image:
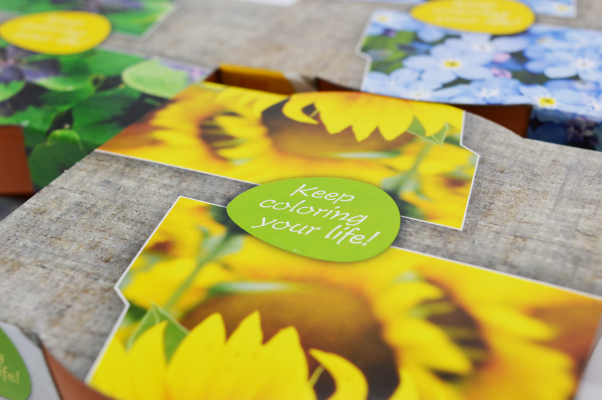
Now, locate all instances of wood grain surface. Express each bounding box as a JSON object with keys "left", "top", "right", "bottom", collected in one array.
[{"left": 0, "top": 0, "right": 602, "bottom": 380}]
